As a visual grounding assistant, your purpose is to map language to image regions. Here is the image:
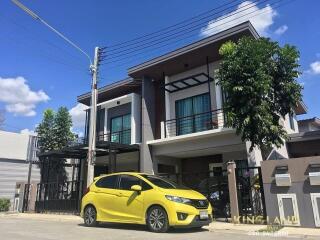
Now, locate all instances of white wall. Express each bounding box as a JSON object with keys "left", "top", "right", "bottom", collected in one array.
[
  {"left": 0, "top": 131, "right": 36, "bottom": 161},
  {"left": 282, "top": 113, "right": 299, "bottom": 134}
]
